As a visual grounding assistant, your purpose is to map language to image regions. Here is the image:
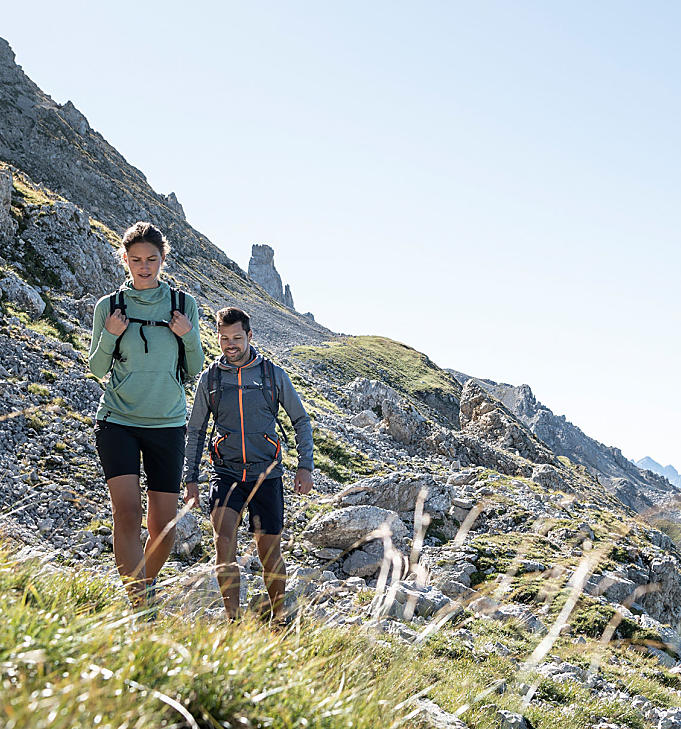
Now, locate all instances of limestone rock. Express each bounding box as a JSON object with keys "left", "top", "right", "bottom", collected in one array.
[
  {"left": 459, "top": 380, "right": 559, "bottom": 466},
  {"left": 0, "top": 272, "right": 45, "bottom": 318},
  {"left": 17, "top": 200, "right": 125, "bottom": 298},
  {"left": 342, "top": 547, "right": 383, "bottom": 577},
  {"left": 302, "top": 505, "right": 407, "bottom": 550},
  {"left": 497, "top": 710, "right": 528, "bottom": 729},
  {"left": 163, "top": 191, "right": 185, "bottom": 220},
  {"left": 173, "top": 512, "right": 202, "bottom": 556},
  {"left": 349, "top": 409, "right": 379, "bottom": 429},
  {"left": 284, "top": 283, "right": 294, "bottom": 309},
  {"left": 336, "top": 471, "right": 453, "bottom": 518},
  {"left": 0, "top": 166, "right": 16, "bottom": 243},
  {"left": 248, "top": 244, "right": 296, "bottom": 310},
  {"left": 414, "top": 698, "right": 469, "bottom": 728},
  {"left": 380, "top": 580, "right": 455, "bottom": 620}
]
